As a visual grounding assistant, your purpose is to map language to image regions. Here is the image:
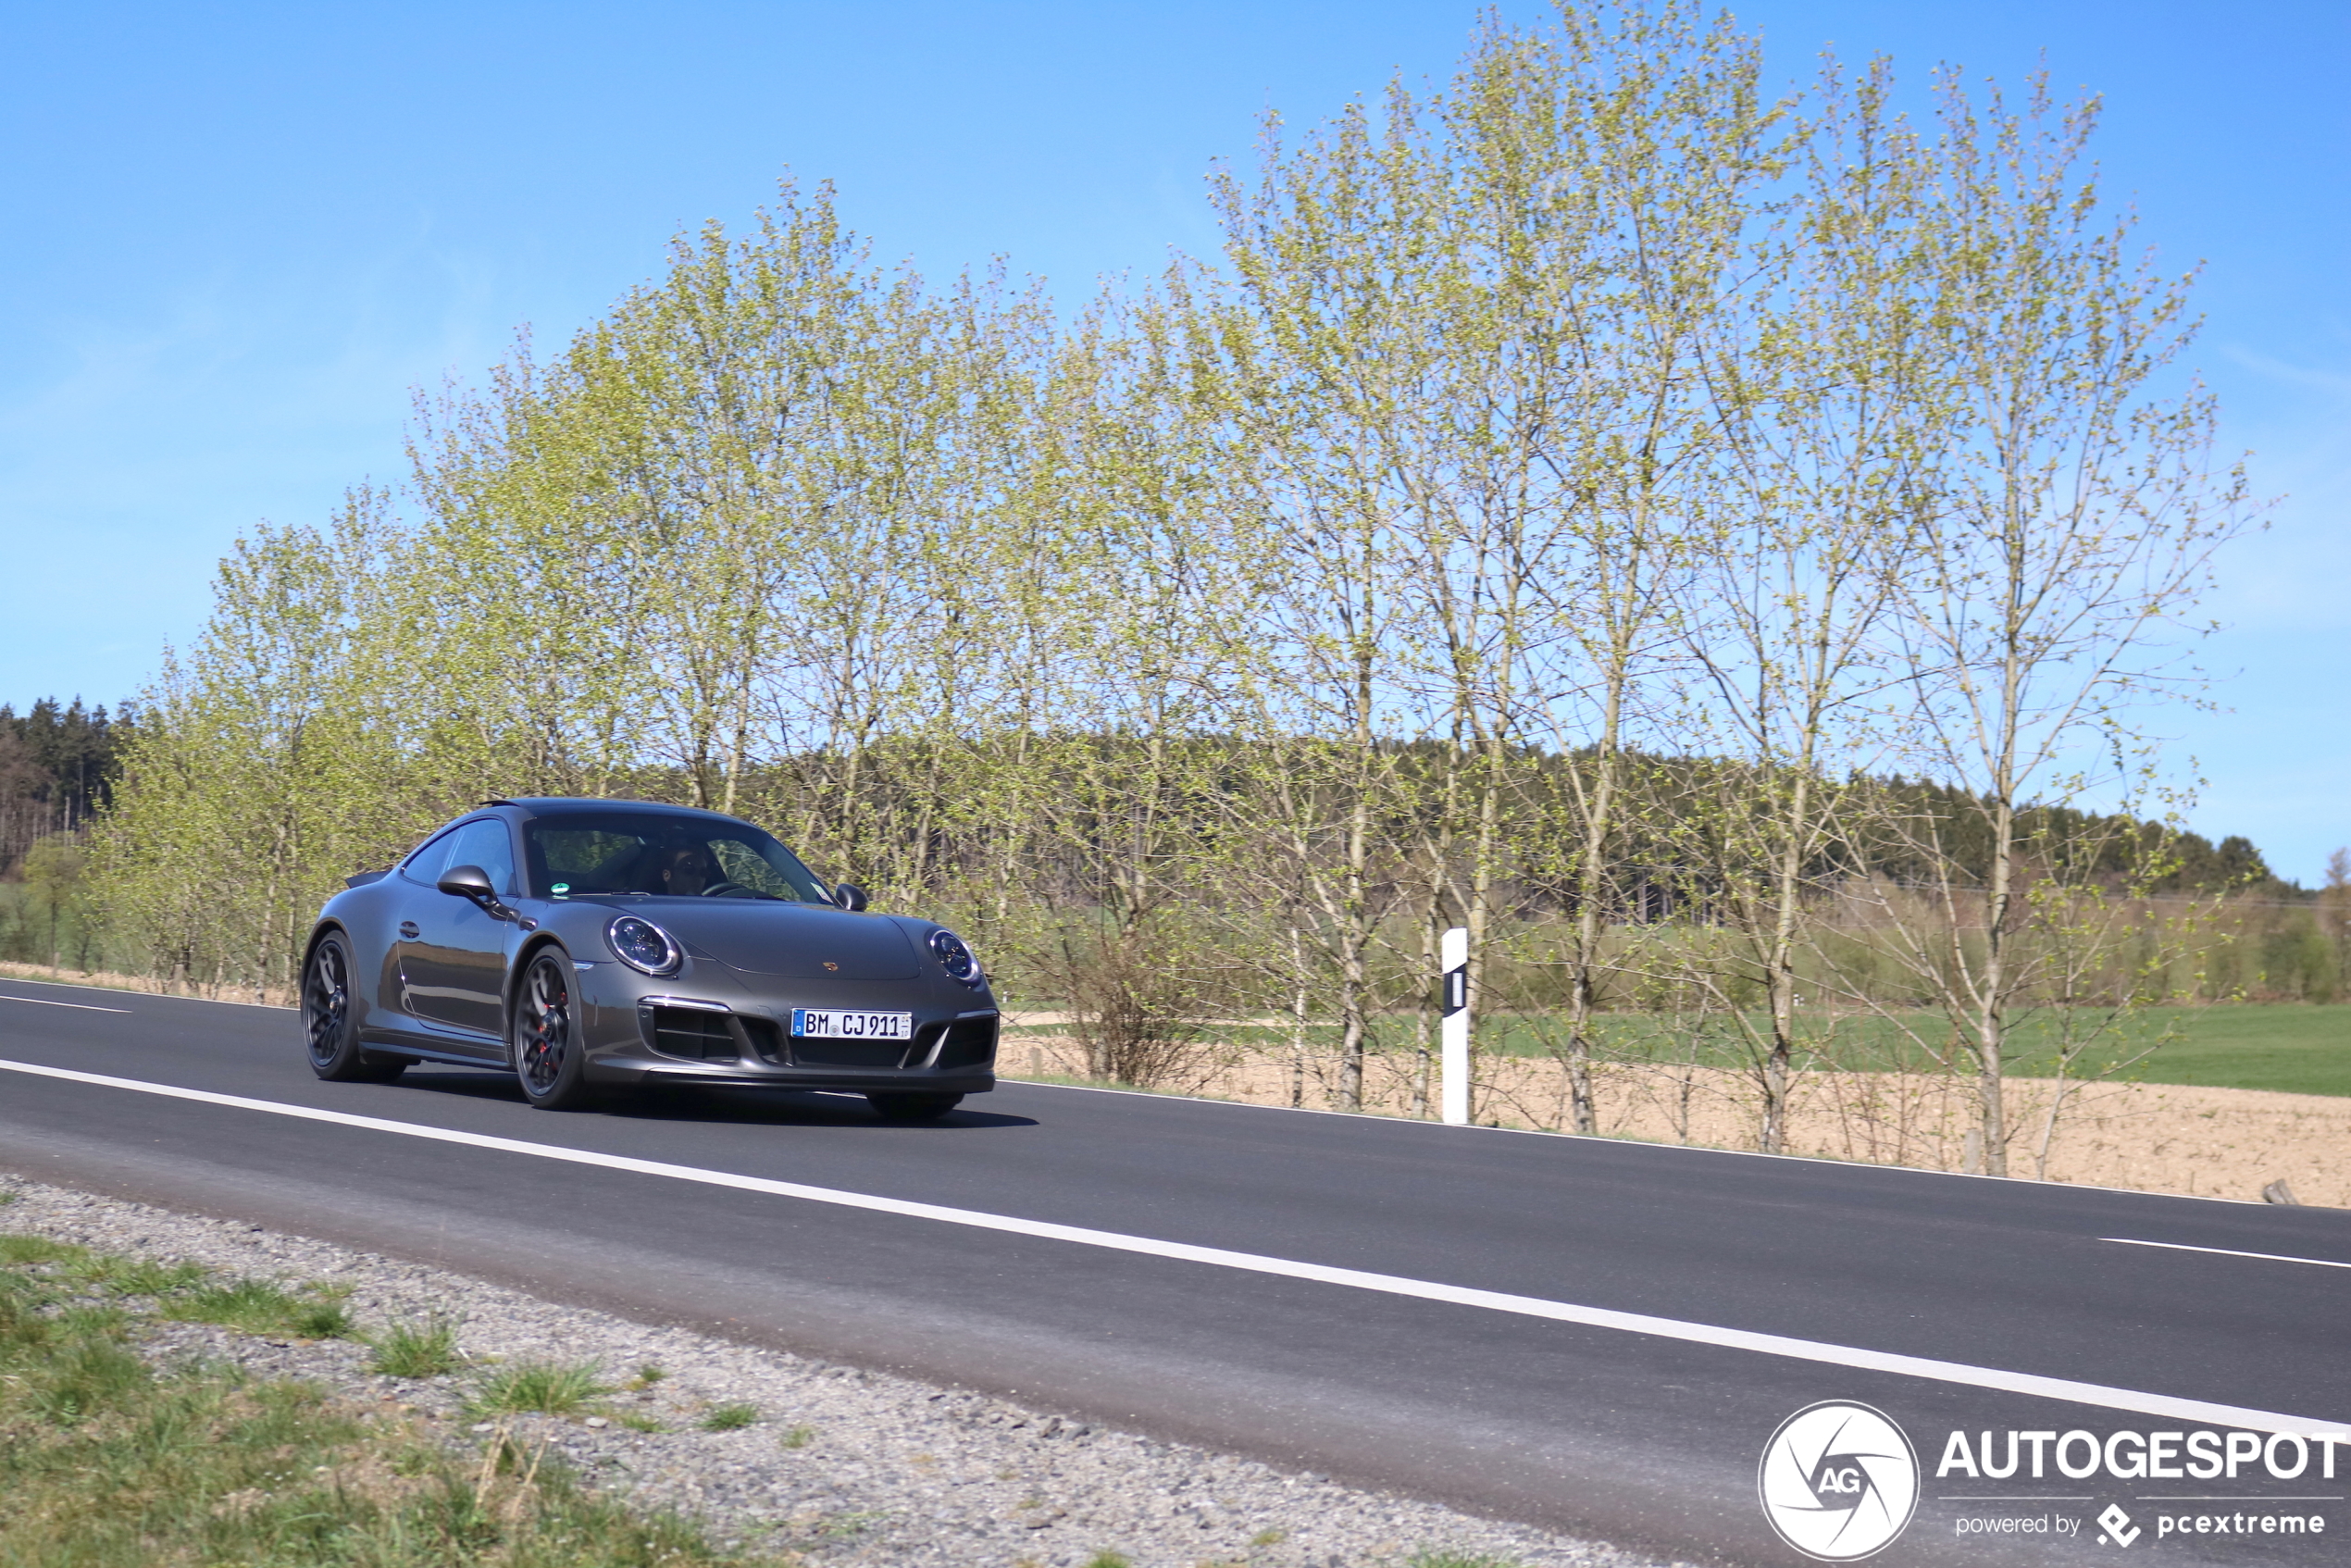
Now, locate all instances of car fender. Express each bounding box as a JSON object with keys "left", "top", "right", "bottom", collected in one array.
[
  {"left": 301, "top": 917, "right": 349, "bottom": 971},
  {"left": 503, "top": 931, "right": 574, "bottom": 1023},
  {"left": 310, "top": 882, "right": 408, "bottom": 1031}
]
